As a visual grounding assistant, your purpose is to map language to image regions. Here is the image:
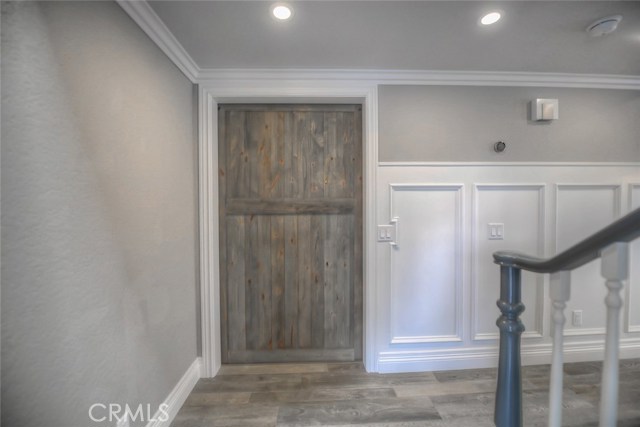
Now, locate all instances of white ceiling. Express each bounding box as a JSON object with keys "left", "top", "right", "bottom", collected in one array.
[{"left": 148, "top": 1, "right": 640, "bottom": 75}]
